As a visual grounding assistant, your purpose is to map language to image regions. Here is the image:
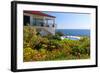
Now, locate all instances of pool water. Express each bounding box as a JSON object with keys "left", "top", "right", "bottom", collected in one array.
[
  {"left": 61, "top": 36, "right": 80, "bottom": 40},
  {"left": 67, "top": 37, "right": 79, "bottom": 40}
]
